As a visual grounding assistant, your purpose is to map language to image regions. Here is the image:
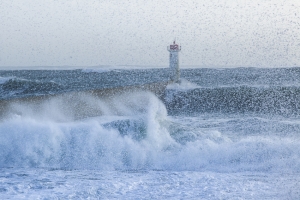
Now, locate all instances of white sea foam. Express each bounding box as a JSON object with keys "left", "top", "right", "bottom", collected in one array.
[
  {"left": 0, "top": 91, "right": 175, "bottom": 169},
  {"left": 1, "top": 89, "right": 300, "bottom": 199},
  {"left": 0, "top": 91, "right": 299, "bottom": 173},
  {"left": 0, "top": 169, "right": 299, "bottom": 199}
]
